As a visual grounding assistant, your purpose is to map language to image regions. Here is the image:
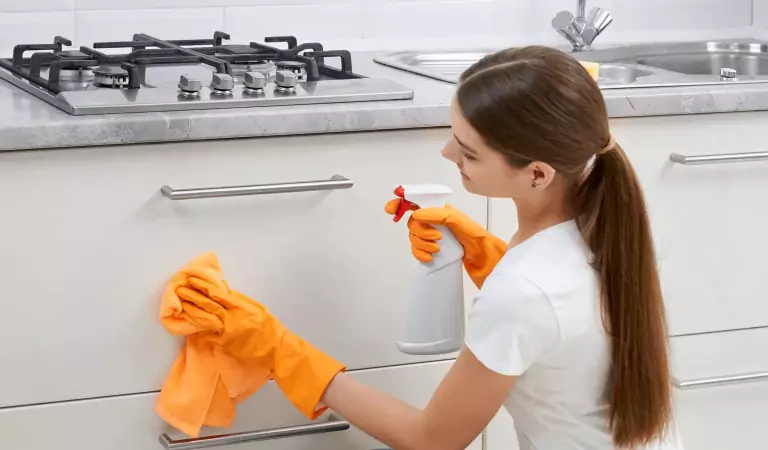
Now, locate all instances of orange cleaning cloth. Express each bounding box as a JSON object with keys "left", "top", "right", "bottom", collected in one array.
[{"left": 155, "top": 253, "right": 271, "bottom": 438}]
